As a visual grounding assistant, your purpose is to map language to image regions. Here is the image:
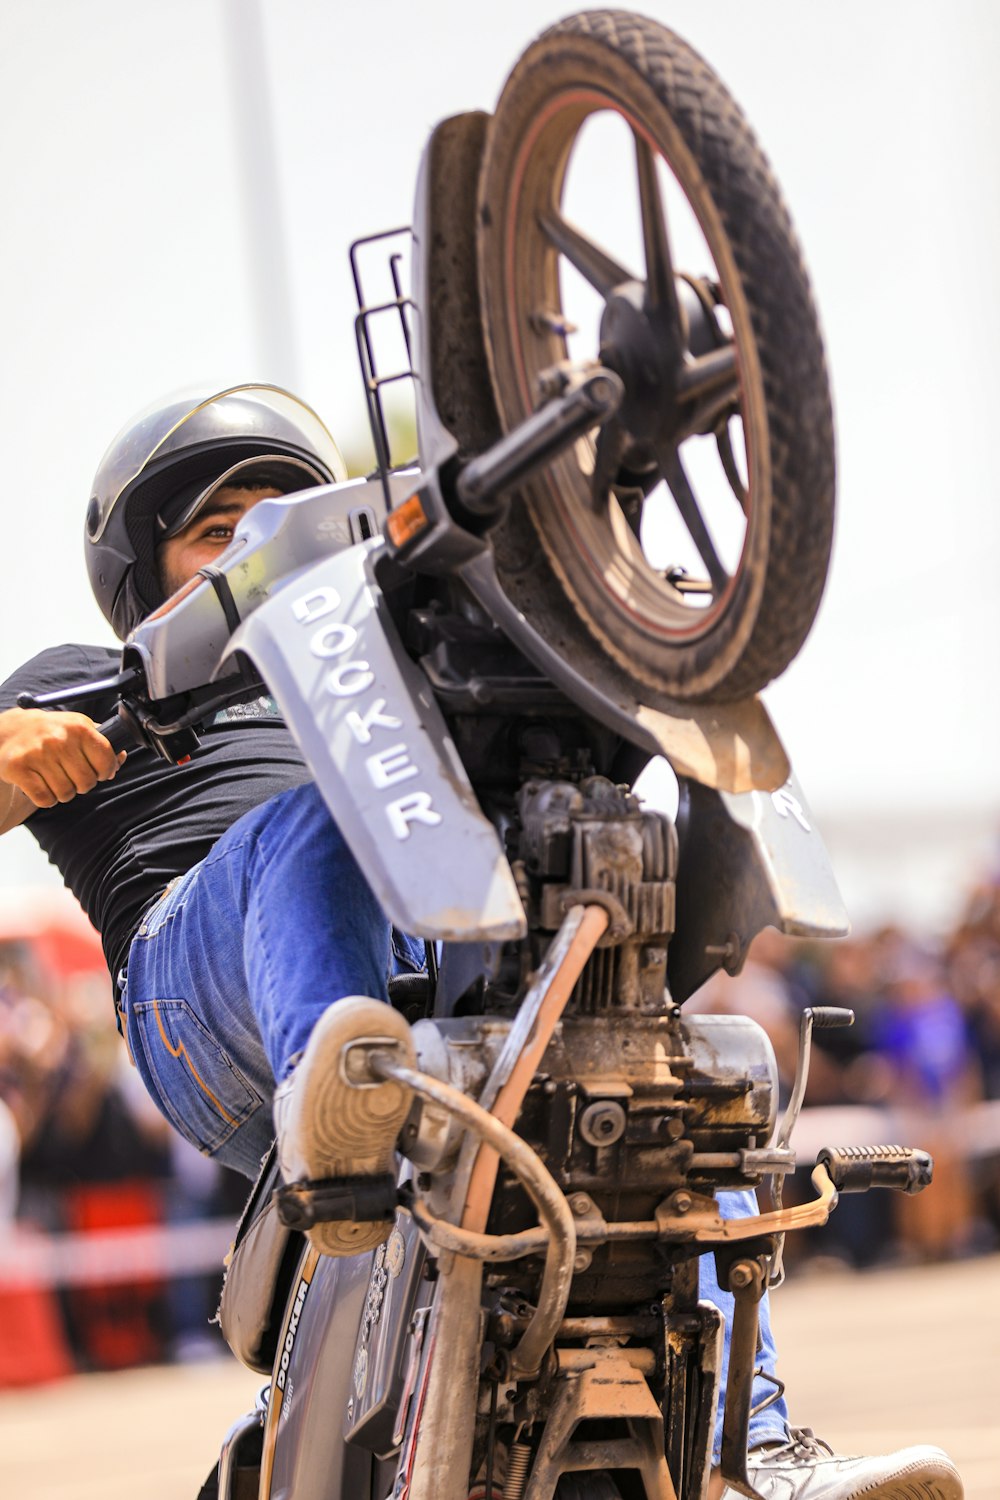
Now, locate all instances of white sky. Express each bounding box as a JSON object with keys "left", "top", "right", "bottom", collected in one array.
[{"left": 0, "top": 0, "right": 997, "bottom": 925}]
